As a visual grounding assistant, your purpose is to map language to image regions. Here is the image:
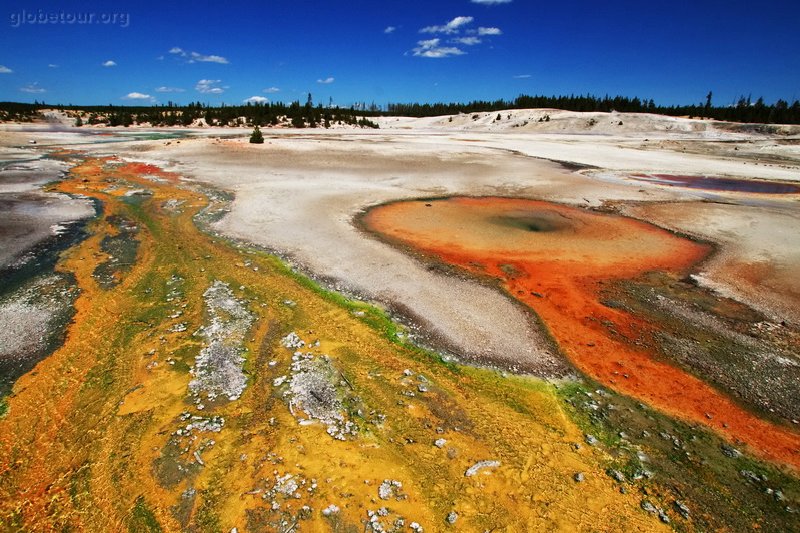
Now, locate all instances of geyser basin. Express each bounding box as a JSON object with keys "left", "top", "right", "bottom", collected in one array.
[{"left": 630, "top": 173, "right": 800, "bottom": 194}]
